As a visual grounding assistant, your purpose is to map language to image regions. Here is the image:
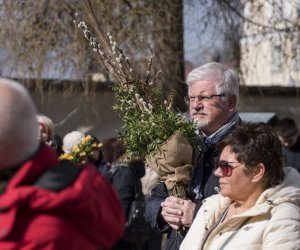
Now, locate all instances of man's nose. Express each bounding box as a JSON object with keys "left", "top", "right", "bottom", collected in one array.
[{"left": 190, "top": 99, "right": 204, "bottom": 109}]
